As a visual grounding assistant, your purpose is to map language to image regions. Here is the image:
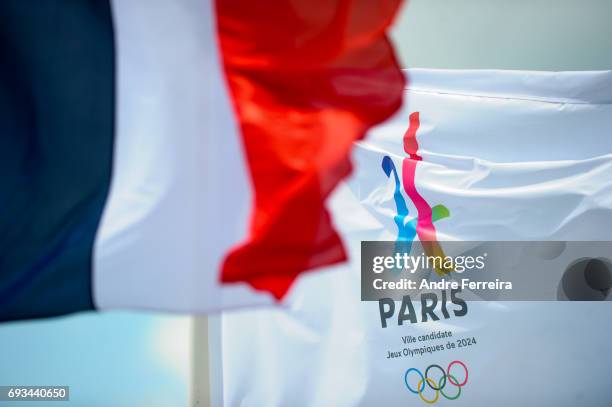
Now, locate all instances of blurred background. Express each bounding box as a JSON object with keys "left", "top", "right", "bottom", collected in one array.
[
  {"left": 1, "top": 0, "right": 611, "bottom": 406},
  {"left": 393, "top": 0, "right": 612, "bottom": 70}
]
